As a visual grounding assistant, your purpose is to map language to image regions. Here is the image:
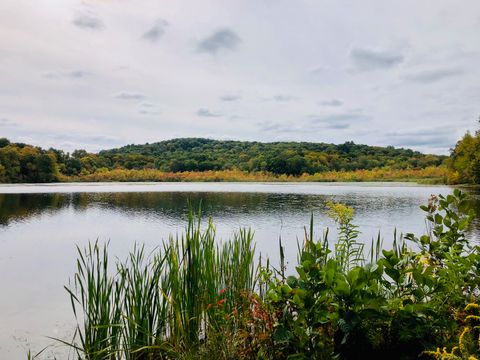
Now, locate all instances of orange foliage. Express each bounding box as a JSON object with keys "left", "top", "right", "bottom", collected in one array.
[{"left": 60, "top": 166, "right": 448, "bottom": 183}]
